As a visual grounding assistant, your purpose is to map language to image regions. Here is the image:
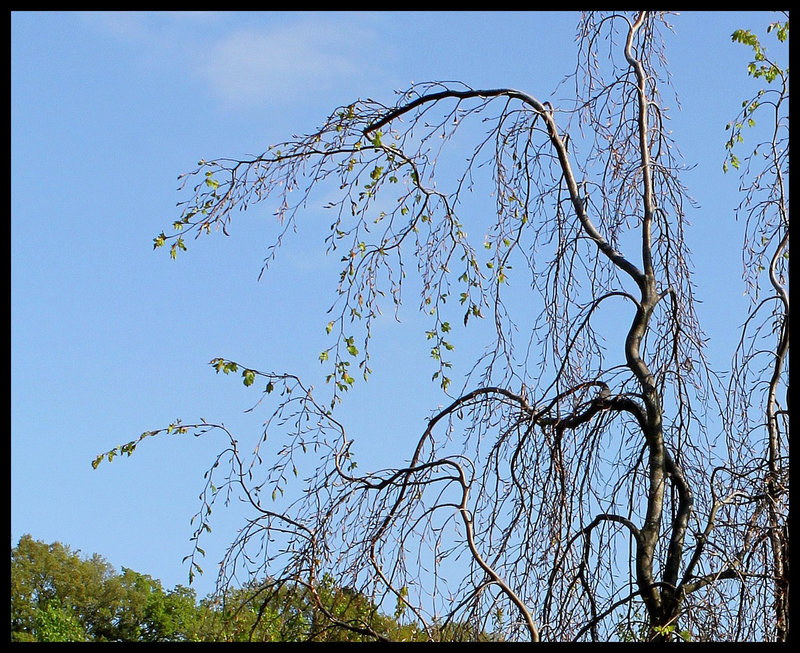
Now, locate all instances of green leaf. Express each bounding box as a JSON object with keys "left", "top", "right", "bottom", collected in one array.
[
  {"left": 217, "top": 360, "right": 237, "bottom": 374},
  {"left": 243, "top": 369, "right": 256, "bottom": 387}
]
